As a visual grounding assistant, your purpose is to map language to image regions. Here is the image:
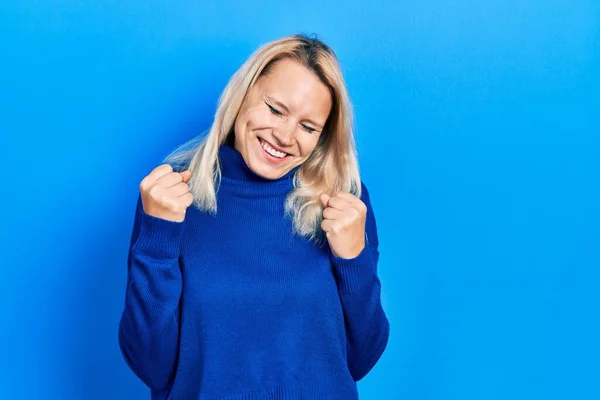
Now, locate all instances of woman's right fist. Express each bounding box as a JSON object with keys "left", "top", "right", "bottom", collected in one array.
[{"left": 139, "top": 164, "right": 194, "bottom": 223}]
